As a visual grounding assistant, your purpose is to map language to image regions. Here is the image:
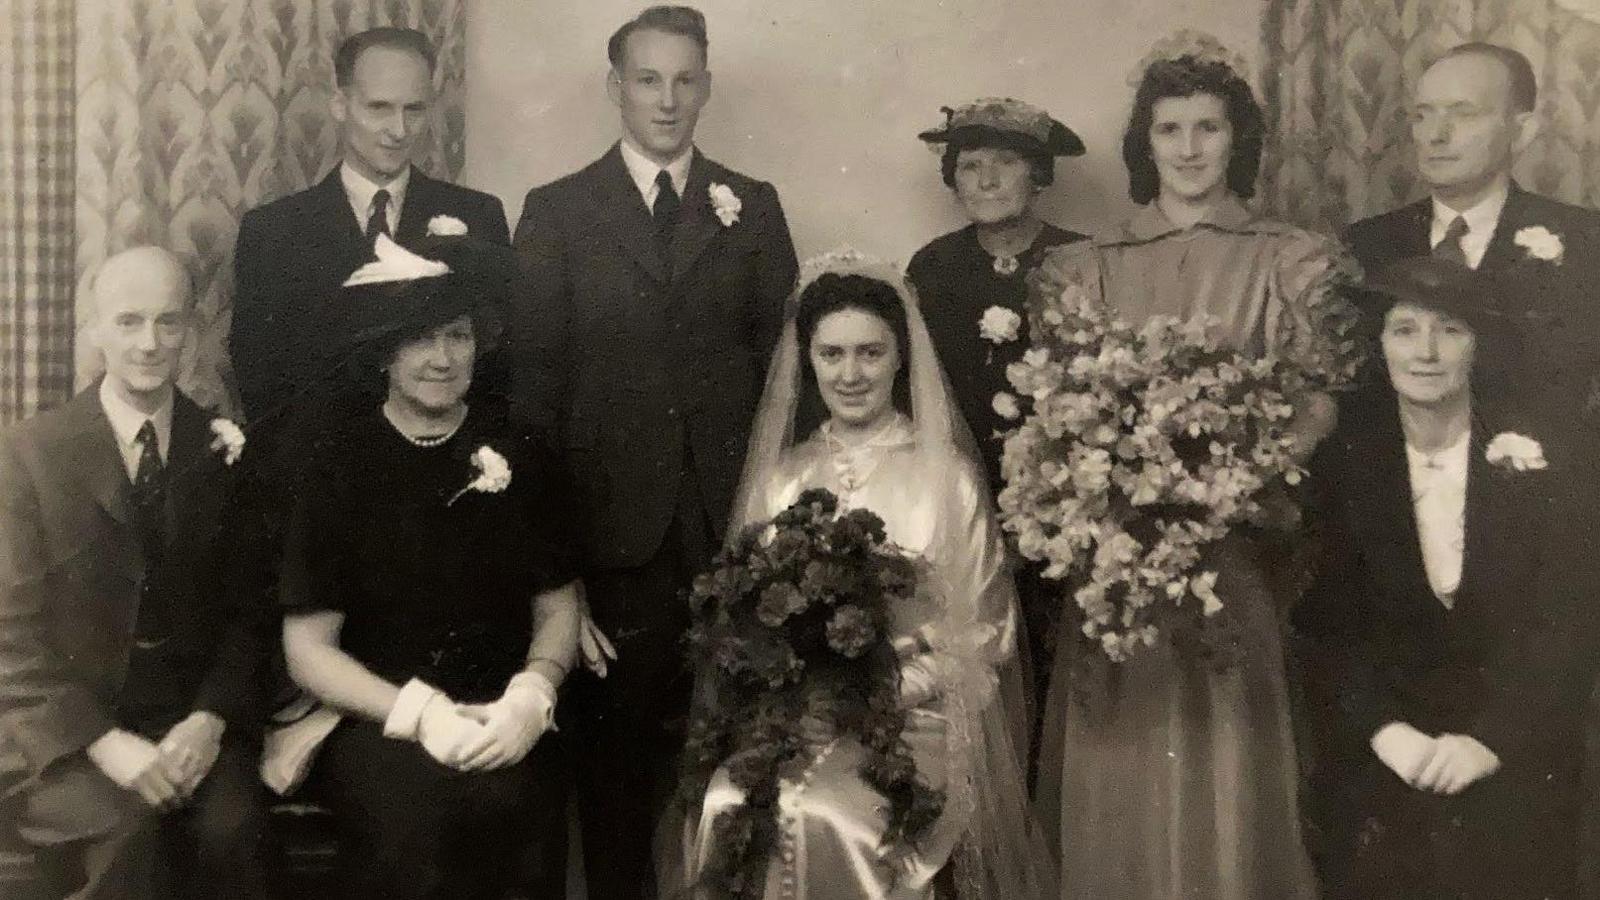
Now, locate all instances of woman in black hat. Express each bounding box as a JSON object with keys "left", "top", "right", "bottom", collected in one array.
[
  {"left": 1294, "top": 257, "right": 1597, "bottom": 899},
  {"left": 277, "top": 228, "right": 580, "bottom": 899},
  {"left": 908, "top": 97, "right": 1087, "bottom": 495}
]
